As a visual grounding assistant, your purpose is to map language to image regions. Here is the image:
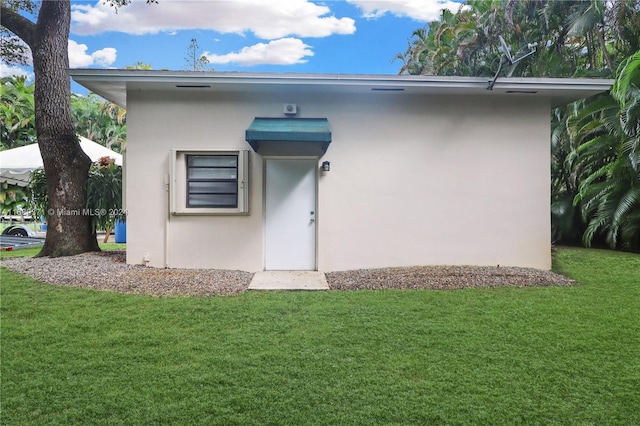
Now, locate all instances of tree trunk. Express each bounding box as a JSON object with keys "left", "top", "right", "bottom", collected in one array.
[
  {"left": 31, "top": 1, "right": 99, "bottom": 256},
  {"left": 596, "top": 23, "right": 614, "bottom": 73},
  {"left": 104, "top": 225, "right": 112, "bottom": 243}
]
